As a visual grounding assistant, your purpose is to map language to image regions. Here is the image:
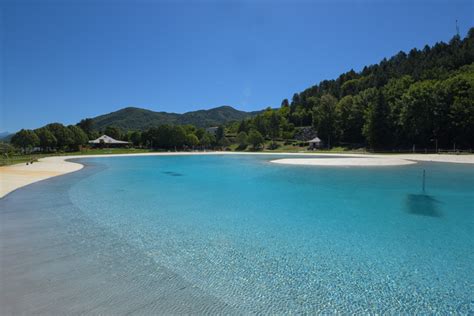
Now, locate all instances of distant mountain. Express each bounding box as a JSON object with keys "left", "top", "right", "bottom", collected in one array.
[
  {"left": 90, "top": 106, "right": 261, "bottom": 131},
  {"left": 0, "top": 132, "right": 13, "bottom": 142}
]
